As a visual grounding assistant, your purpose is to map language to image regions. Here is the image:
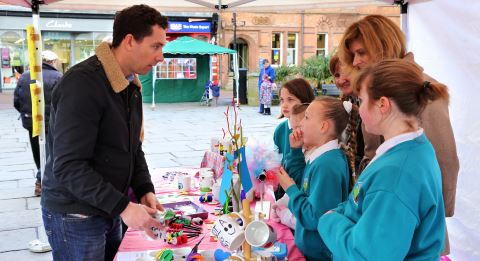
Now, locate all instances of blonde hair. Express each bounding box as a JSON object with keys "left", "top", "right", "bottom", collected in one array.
[{"left": 339, "top": 15, "right": 406, "bottom": 68}]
